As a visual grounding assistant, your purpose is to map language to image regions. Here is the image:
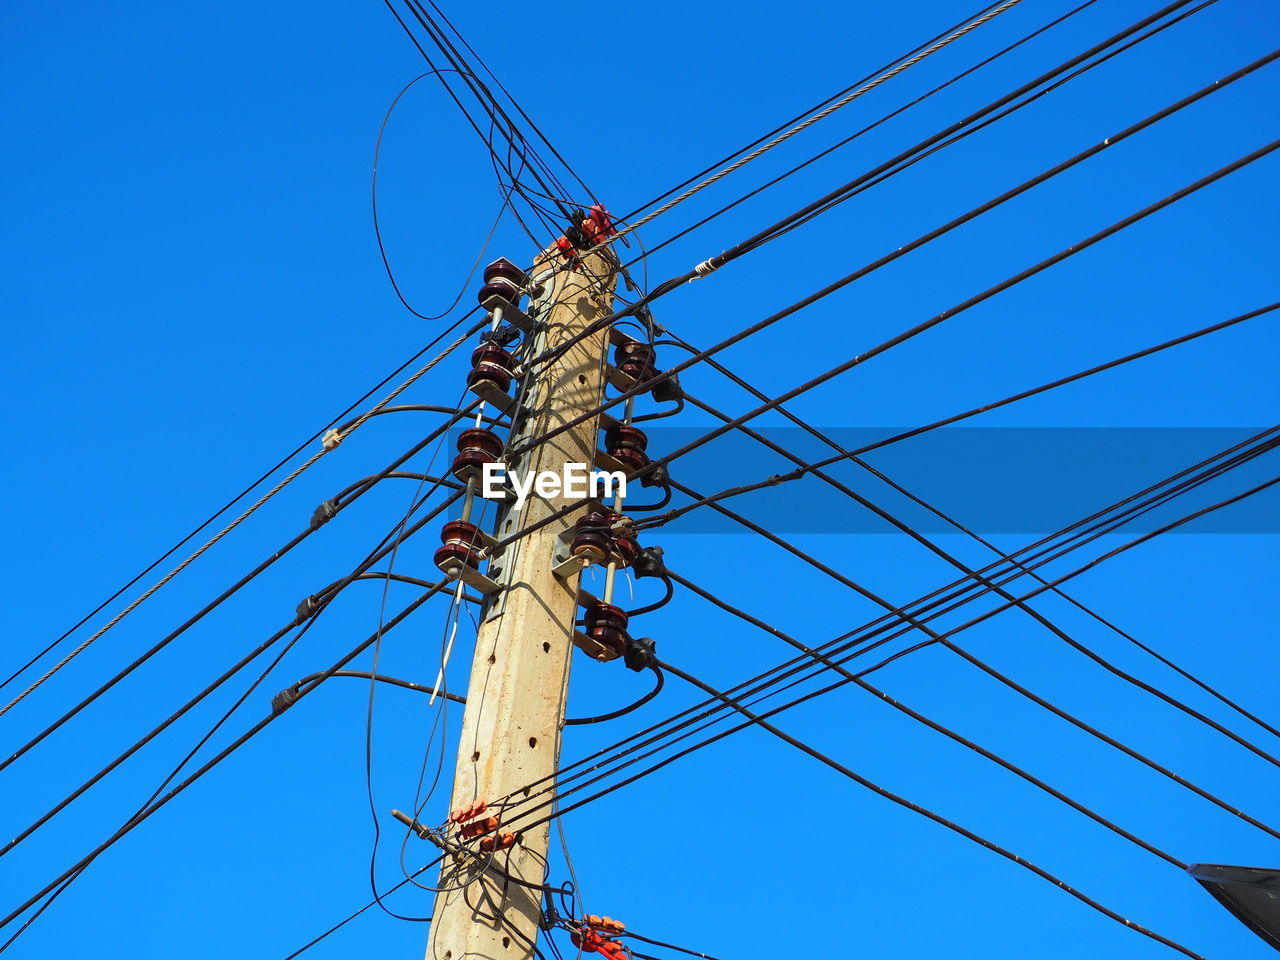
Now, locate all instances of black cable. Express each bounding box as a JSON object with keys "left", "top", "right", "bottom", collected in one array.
[
  {"left": 619, "top": 929, "right": 724, "bottom": 960},
  {"left": 618, "top": 0, "right": 1011, "bottom": 220},
  {"left": 653, "top": 659, "right": 1205, "bottom": 959},
  {"left": 666, "top": 380, "right": 1280, "bottom": 769},
  {"left": 643, "top": 301, "right": 1280, "bottom": 528},
  {"left": 487, "top": 428, "right": 1280, "bottom": 834},
  {"left": 0, "top": 311, "right": 483, "bottom": 696},
  {"left": 683, "top": 0, "right": 1219, "bottom": 274},
  {"left": 651, "top": 0, "right": 1222, "bottom": 270},
  {"left": 379, "top": 1, "right": 562, "bottom": 245},
  {"left": 0, "top": 400, "right": 484, "bottom": 776},
  {"left": 281, "top": 857, "right": 441, "bottom": 960},
  {"left": 624, "top": 575, "right": 674, "bottom": 618},
  {"left": 418, "top": 0, "right": 597, "bottom": 204},
  {"left": 658, "top": 470, "right": 1280, "bottom": 843},
  {"left": 622, "top": 0, "right": 1106, "bottom": 265},
  {"left": 0, "top": 480, "right": 468, "bottom": 859},
  {"left": 516, "top": 0, "right": 1235, "bottom": 386},
  {"left": 295, "top": 671, "right": 465, "bottom": 705},
  {"left": 372, "top": 71, "right": 508, "bottom": 320},
  {"left": 489, "top": 68, "right": 1280, "bottom": 556},
  {"left": 667, "top": 566, "right": 1186, "bottom": 867},
  {"left": 564, "top": 664, "right": 664, "bottom": 726},
  {"left": 0, "top": 578, "right": 454, "bottom": 942},
  {"left": 393, "top": 0, "right": 578, "bottom": 225}
]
